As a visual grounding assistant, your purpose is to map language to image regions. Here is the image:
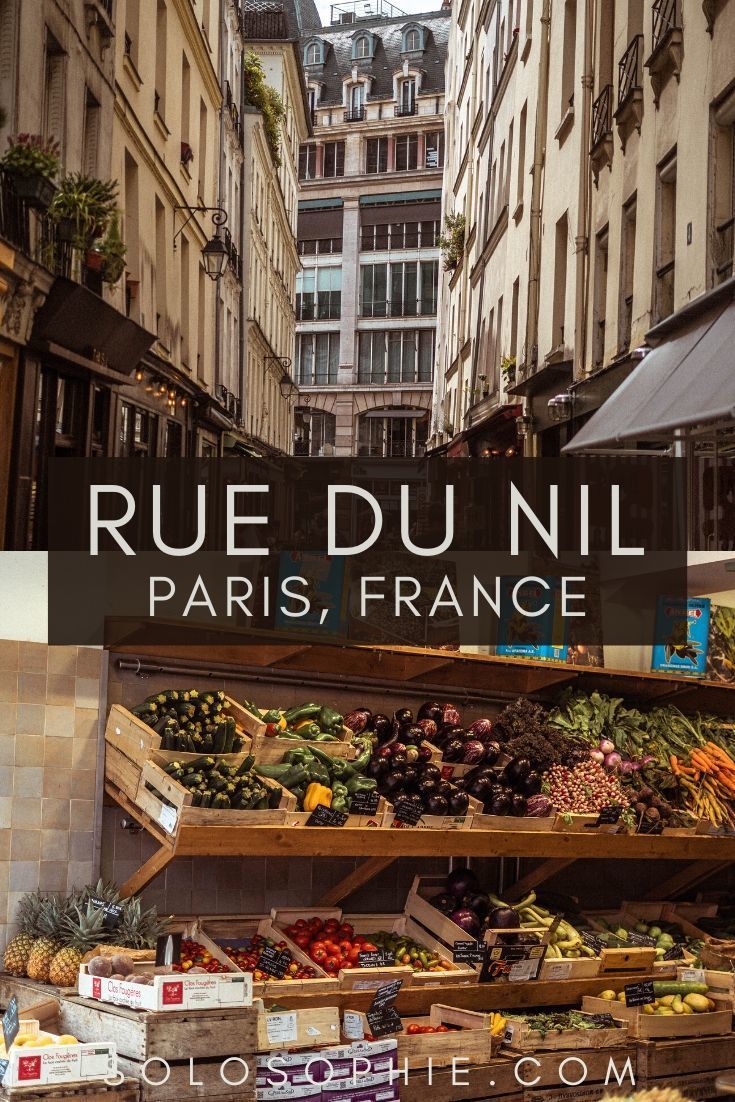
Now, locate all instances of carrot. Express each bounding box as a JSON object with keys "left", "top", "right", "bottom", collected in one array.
[{"left": 670, "top": 755, "right": 680, "bottom": 775}]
